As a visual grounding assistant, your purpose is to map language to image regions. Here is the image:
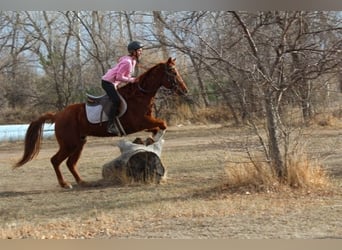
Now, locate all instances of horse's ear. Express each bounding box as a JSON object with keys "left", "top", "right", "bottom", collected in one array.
[{"left": 167, "top": 57, "right": 176, "bottom": 64}]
